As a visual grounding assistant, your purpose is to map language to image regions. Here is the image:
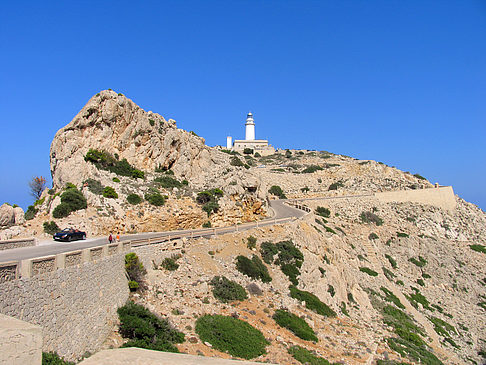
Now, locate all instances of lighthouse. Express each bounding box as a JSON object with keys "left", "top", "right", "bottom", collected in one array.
[{"left": 245, "top": 112, "right": 255, "bottom": 141}]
